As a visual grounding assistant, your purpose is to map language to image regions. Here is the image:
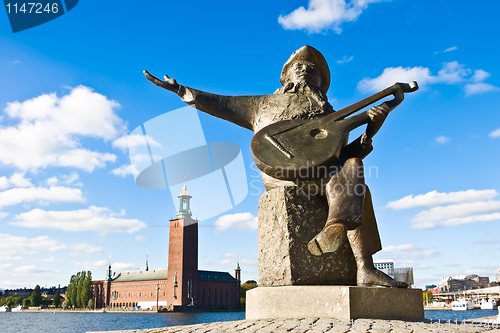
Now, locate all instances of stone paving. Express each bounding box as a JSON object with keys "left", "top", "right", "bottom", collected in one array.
[{"left": 88, "top": 317, "right": 500, "bottom": 333}]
